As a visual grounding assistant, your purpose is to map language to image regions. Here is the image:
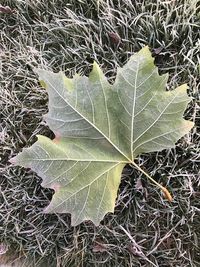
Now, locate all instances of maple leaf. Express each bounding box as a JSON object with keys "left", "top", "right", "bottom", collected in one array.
[{"left": 11, "top": 47, "right": 194, "bottom": 226}]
